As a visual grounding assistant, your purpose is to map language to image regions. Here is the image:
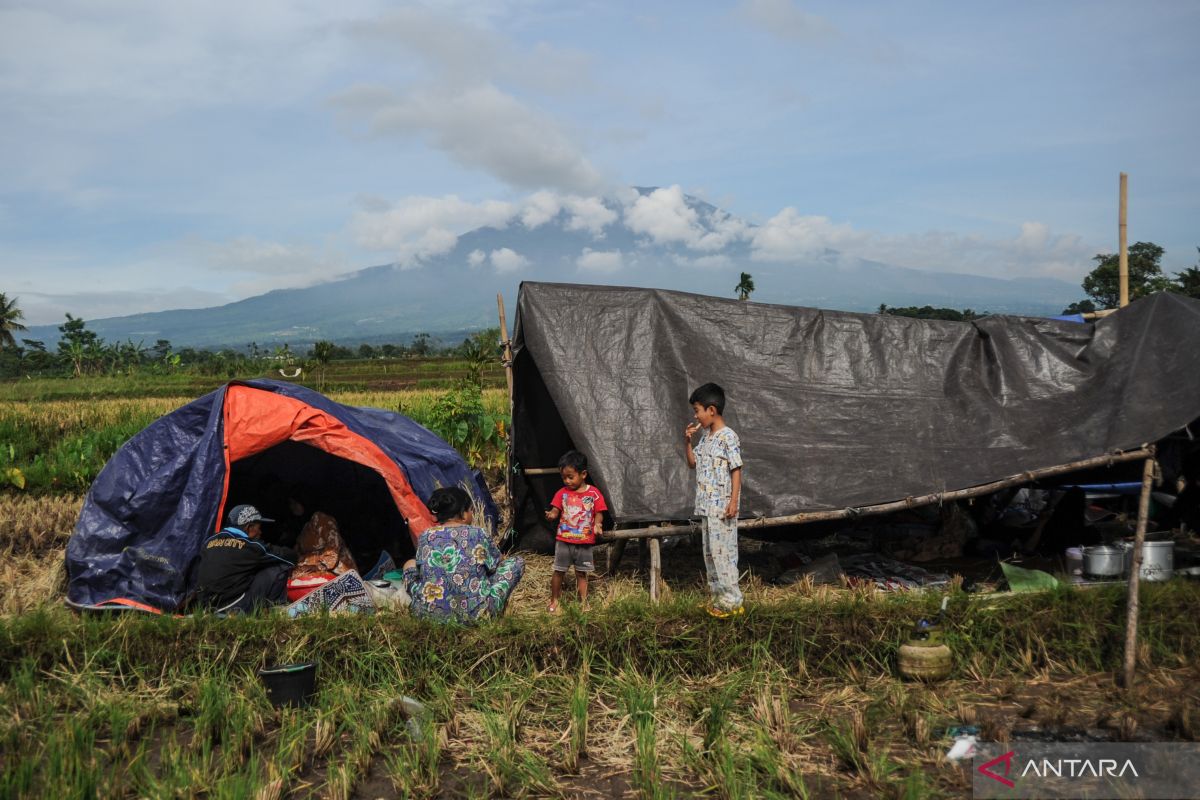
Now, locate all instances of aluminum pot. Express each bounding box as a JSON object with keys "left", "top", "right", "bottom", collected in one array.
[
  {"left": 1119, "top": 539, "right": 1176, "bottom": 581},
  {"left": 1082, "top": 545, "right": 1124, "bottom": 578}
]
